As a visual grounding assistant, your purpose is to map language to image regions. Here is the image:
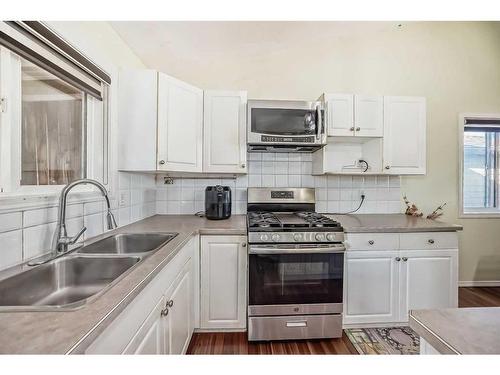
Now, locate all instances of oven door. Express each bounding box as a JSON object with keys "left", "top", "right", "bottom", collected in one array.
[
  {"left": 248, "top": 244, "right": 344, "bottom": 316},
  {"left": 247, "top": 100, "right": 325, "bottom": 145}
]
